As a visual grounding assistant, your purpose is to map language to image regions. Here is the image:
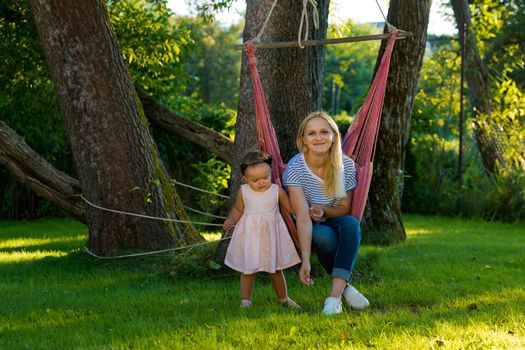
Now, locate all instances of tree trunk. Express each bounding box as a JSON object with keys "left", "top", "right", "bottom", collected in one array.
[
  {"left": 364, "top": 0, "right": 432, "bottom": 244},
  {"left": 216, "top": 0, "right": 330, "bottom": 260},
  {"left": 0, "top": 120, "right": 84, "bottom": 222},
  {"left": 450, "top": 0, "right": 506, "bottom": 173},
  {"left": 28, "top": 0, "right": 201, "bottom": 255}
]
